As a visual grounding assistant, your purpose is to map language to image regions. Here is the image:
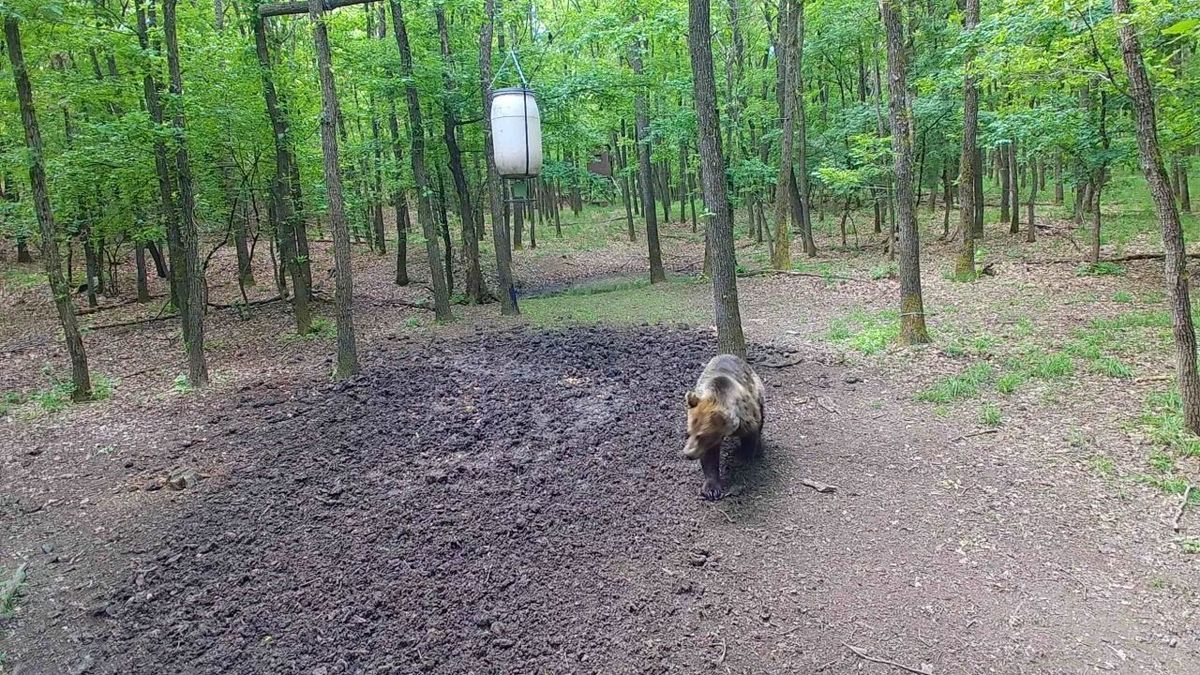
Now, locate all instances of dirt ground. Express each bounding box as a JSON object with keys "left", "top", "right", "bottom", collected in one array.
[{"left": 2, "top": 211, "right": 1199, "bottom": 673}]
